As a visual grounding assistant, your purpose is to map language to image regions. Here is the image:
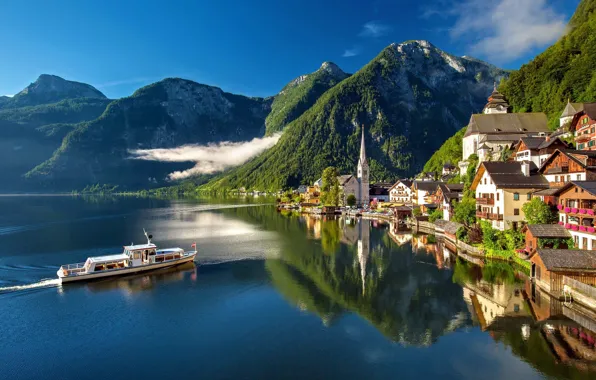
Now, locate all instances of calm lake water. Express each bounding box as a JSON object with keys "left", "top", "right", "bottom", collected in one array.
[{"left": 1, "top": 196, "right": 596, "bottom": 380}]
